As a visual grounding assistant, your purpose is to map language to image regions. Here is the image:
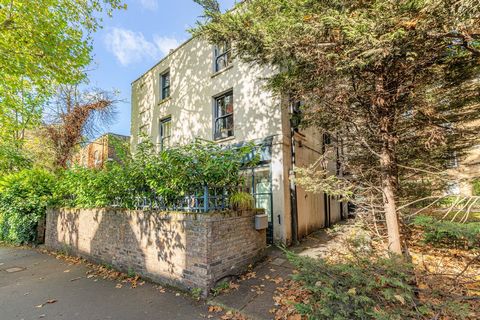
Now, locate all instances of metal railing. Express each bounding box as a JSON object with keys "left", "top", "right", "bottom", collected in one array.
[{"left": 108, "top": 186, "right": 229, "bottom": 212}]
